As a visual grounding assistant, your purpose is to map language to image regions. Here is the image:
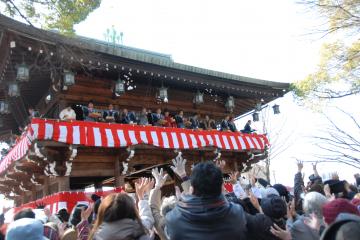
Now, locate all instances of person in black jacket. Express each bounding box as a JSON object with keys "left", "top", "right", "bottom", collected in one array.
[
  {"left": 246, "top": 195, "right": 287, "bottom": 240},
  {"left": 165, "top": 162, "right": 247, "bottom": 240},
  {"left": 220, "top": 115, "right": 231, "bottom": 131}
]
